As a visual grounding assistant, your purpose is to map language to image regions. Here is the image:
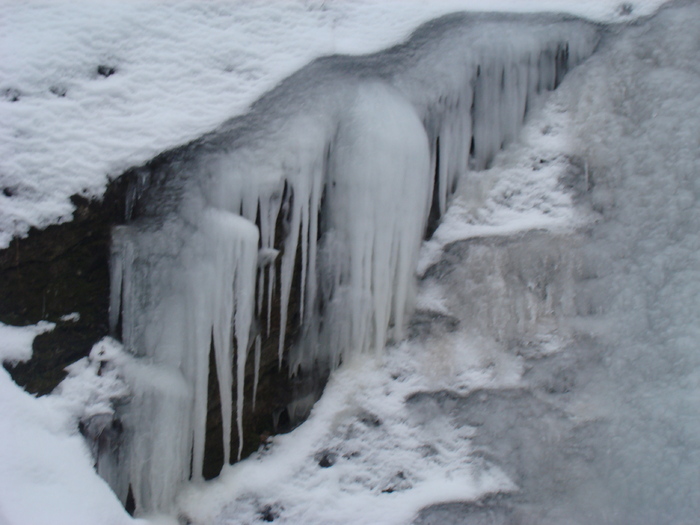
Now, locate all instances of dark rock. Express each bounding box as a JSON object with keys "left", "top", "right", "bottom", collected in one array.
[
  {"left": 315, "top": 449, "right": 337, "bottom": 468},
  {"left": 0, "top": 179, "right": 131, "bottom": 394},
  {"left": 97, "top": 65, "right": 117, "bottom": 77}
]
